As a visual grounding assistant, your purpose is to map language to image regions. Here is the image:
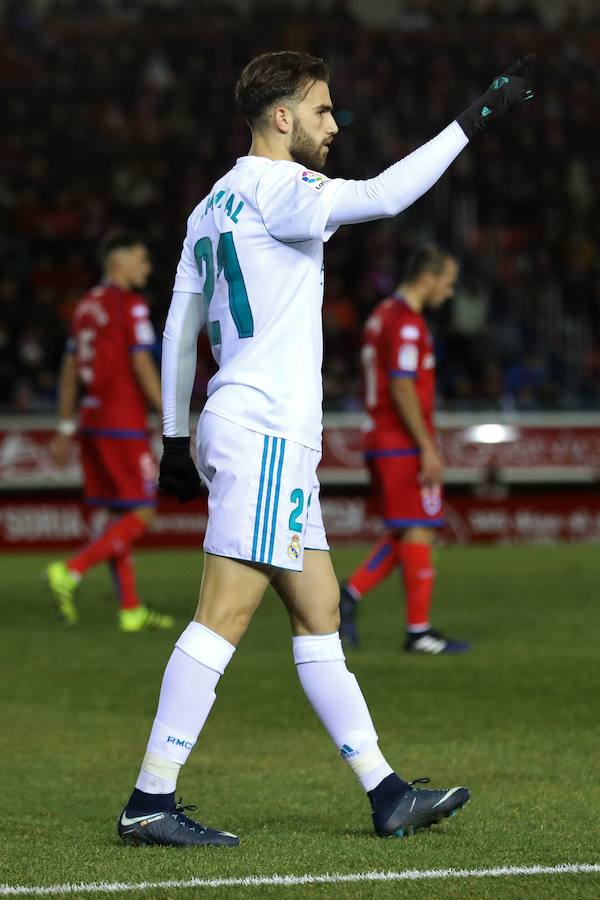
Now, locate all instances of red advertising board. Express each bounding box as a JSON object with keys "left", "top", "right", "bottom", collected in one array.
[
  {"left": 320, "top": 414, "right": 600, "bottom": 483},
  {"left": 1, "top": 414, "right": 600, "bottom": 489},
  {"left": 1, "top": 414, "right": 599, "bottom": 548},
  {"left": 1, "top": 490, "right": 600, "bottom": 550}
]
